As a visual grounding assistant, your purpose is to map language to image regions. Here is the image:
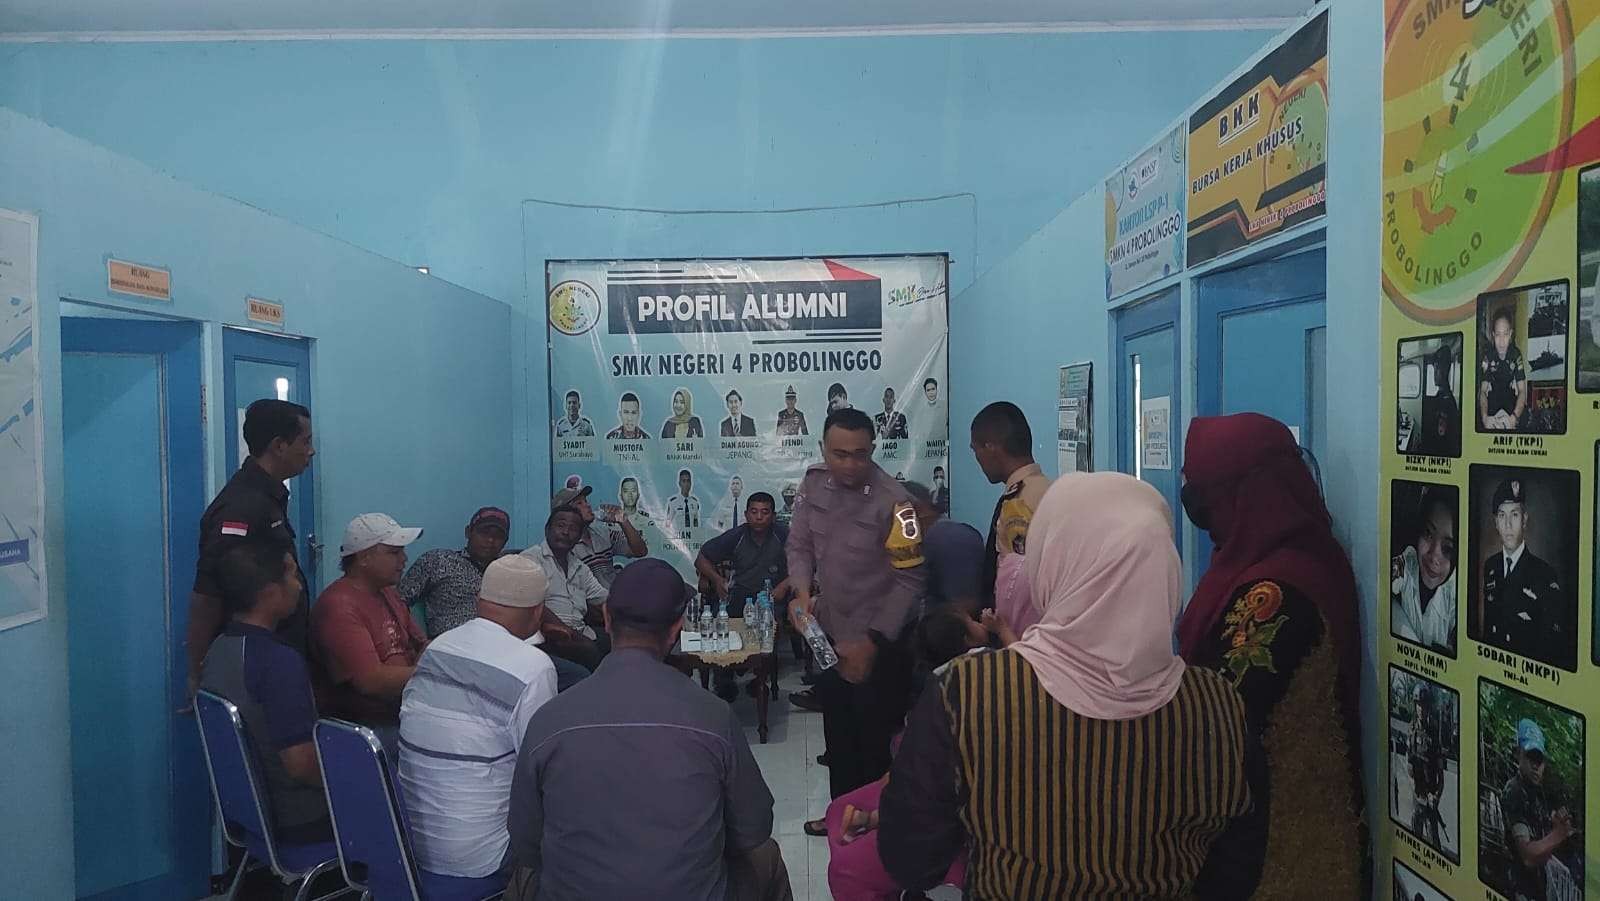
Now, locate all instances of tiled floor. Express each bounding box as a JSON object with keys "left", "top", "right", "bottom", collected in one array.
[{"left": 731, "top": 665, "right": 836, "bottom": 901}]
